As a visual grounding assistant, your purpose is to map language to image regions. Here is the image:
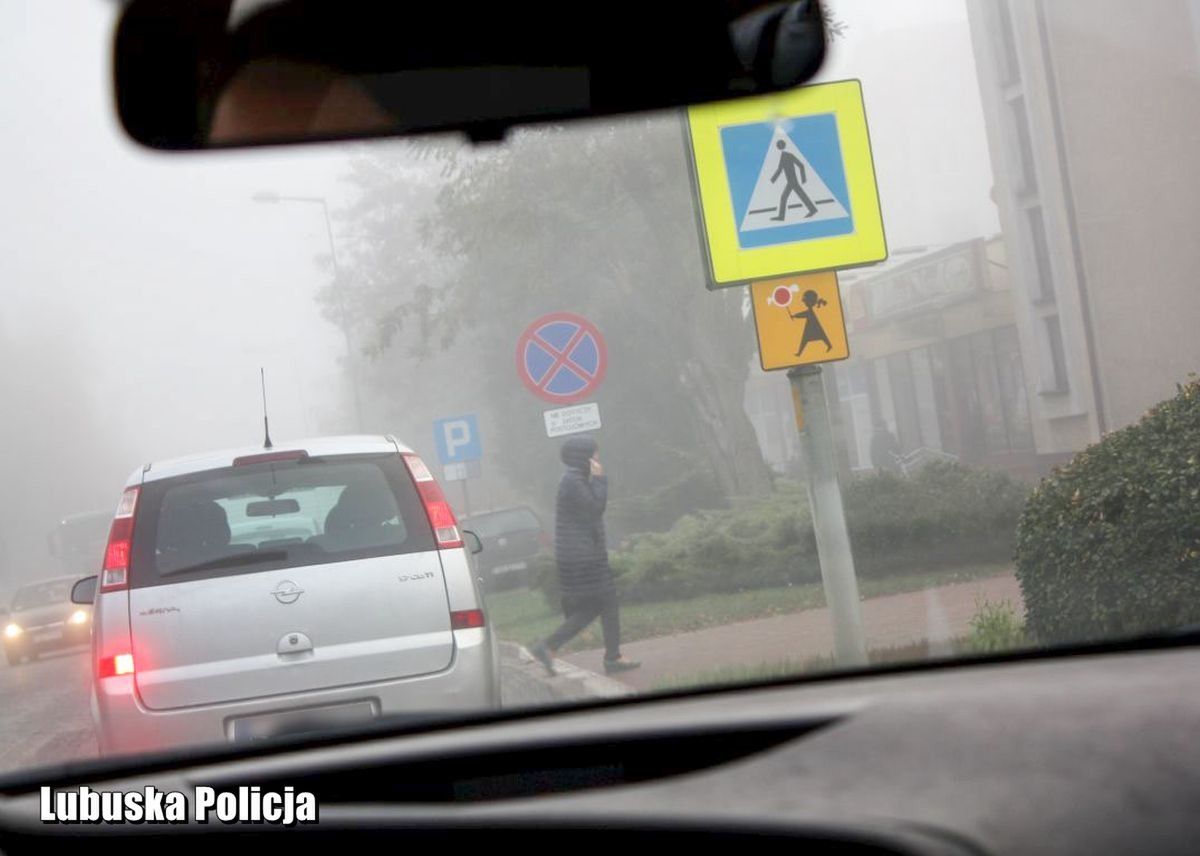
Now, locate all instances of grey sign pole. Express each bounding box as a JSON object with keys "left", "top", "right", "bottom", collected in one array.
[{"left": 788, "top": 364, "right": 868, "bottom": 667}]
